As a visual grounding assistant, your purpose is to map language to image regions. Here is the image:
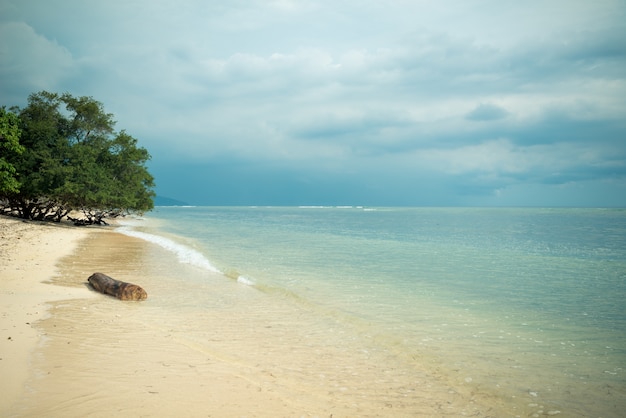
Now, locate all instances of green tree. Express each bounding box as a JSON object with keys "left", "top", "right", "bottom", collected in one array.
[
  {"left": 8, "top": 92, "right": 70, "bottom": 219},
  {"left": 60, "top": 92, "right": 115, "bottom": 143},
  {"left": 1, "top": 91, "right": 155, "bottom": 223},
  {"left": 0, "top": 106, "right": 24, "bottom": 194},
  {"left": 63, "top": 130, "right": 155, "bottom": 224}
]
